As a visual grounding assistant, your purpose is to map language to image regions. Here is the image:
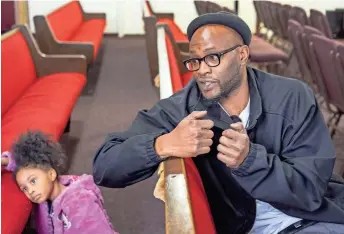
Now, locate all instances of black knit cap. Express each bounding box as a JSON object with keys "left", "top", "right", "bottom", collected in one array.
[{"left": 187, "top": 11, "right": 252, "bottom": 46}]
